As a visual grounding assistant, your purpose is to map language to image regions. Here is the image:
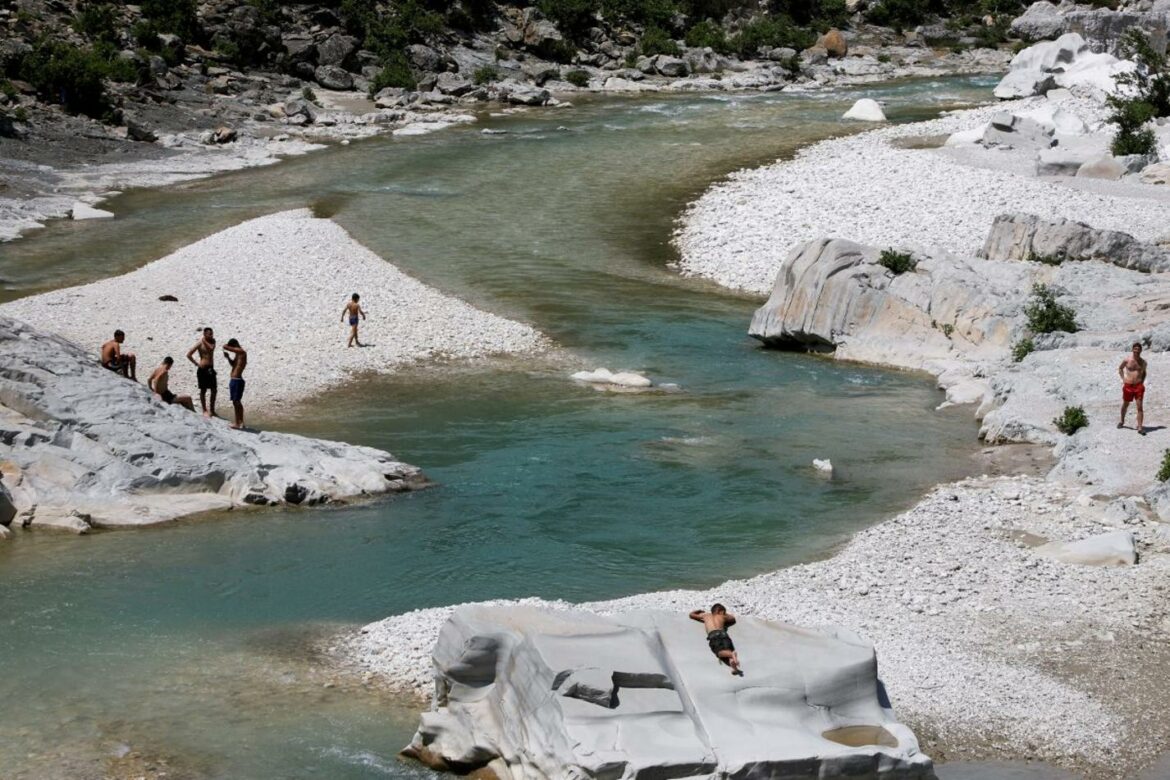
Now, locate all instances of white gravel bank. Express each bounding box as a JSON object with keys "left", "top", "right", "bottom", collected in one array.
[
  {"left": 674, "top": 95, "right": 1170, "bottom": 294},
  {"left": 0, "top": 209, "right": 547, "bottom": 411}
]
